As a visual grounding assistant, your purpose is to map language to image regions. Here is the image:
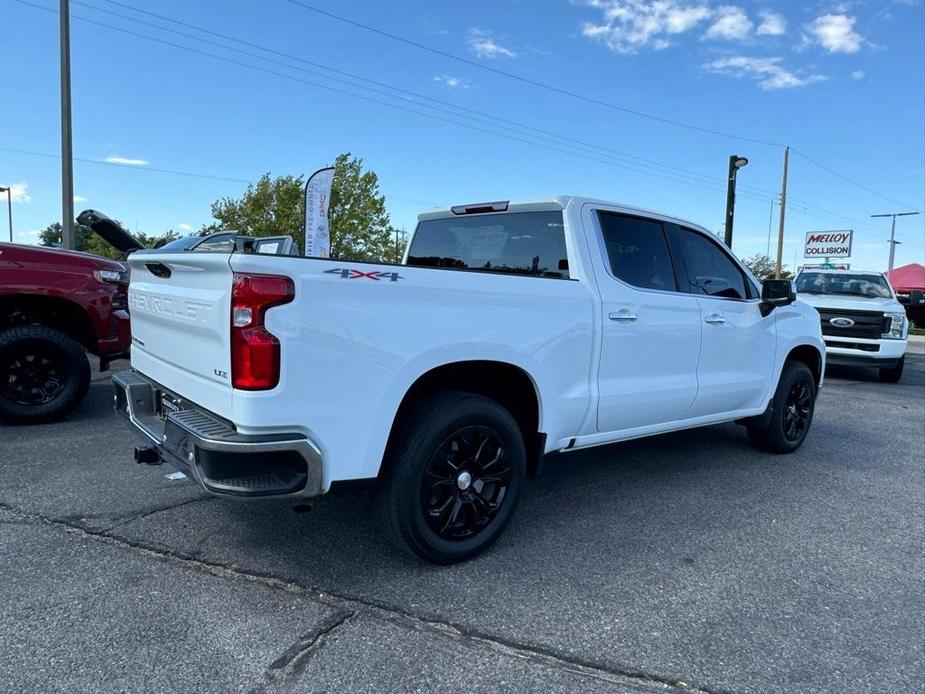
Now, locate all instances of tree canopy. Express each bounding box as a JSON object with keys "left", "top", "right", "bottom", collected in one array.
[
  {"left": 742, "top": 253, "right": 793, "bottom": 280},
  {"left": 38, "top": 222, "right": 179, "bottom": 260},
  {"left": 204, "top": 153, "right": 404, "bottom": 263}
]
